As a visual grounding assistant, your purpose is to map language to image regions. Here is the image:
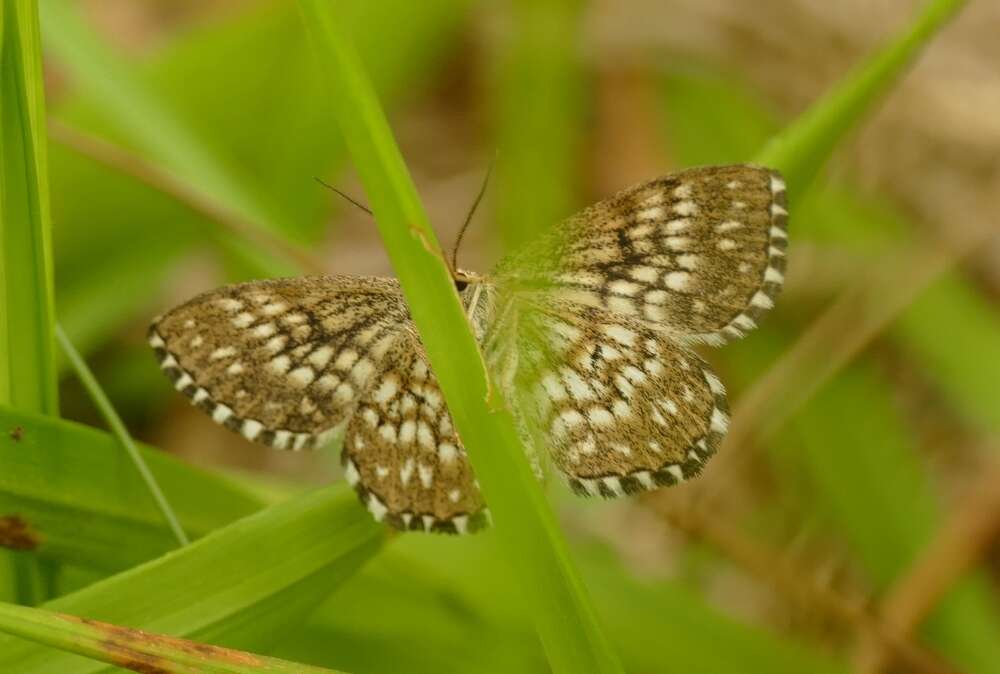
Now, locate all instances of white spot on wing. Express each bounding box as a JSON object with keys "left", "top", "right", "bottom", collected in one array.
[
  {"left": 400, "top": 458, "right": 415, "bottom": 485},
  {"left": 289, "top": 366, "right": 315, "bottom": 387},
  {"left": 673, "top": 201, "right": 698, "bottom": 216},
  {"left": 367, "top": 493, "right": 388, "bottom": 521},
  {"left": 711, "top": 408, "right": 730, "bottom": 433},
  {"left": 253, "top": 322, "right": 276, "bottom": 338},
  {"left": 210, "top": 346, "right": 236, "bottom": 361},
  {"left": 343, "top": 459, "right": 361, "bottom": 486},
  {"left": 603, "top": 324, "right": 636, "bottom": 346},
  {"left": 629, "top": 266, "right": 659, "bottom": 283},
  {"left": 751, "top": 291, "right": 775, "bottom": 309},
  {"left": 664, "top": 271, "right": 691, "bottom": 291},
  {"left": 269, "top": 355, "right": 291, "bottom": 374},
  {"left": 212, "top": 404, "right": 233, "bottom": 424},
  {"left": 589, "top": 406, "right": 614, "bottom": 426},
  {"left": 418, "top": 463, "right": 434, "bottom": 488},
  {"left": 664, "top": 219, "right": 690, "bottom": 234},
  {"left": 438, "top": 443, "right": 458, "bottom": 463},
  {"left": 232, "top": 312, "right": 255, "bottom": 328}
]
